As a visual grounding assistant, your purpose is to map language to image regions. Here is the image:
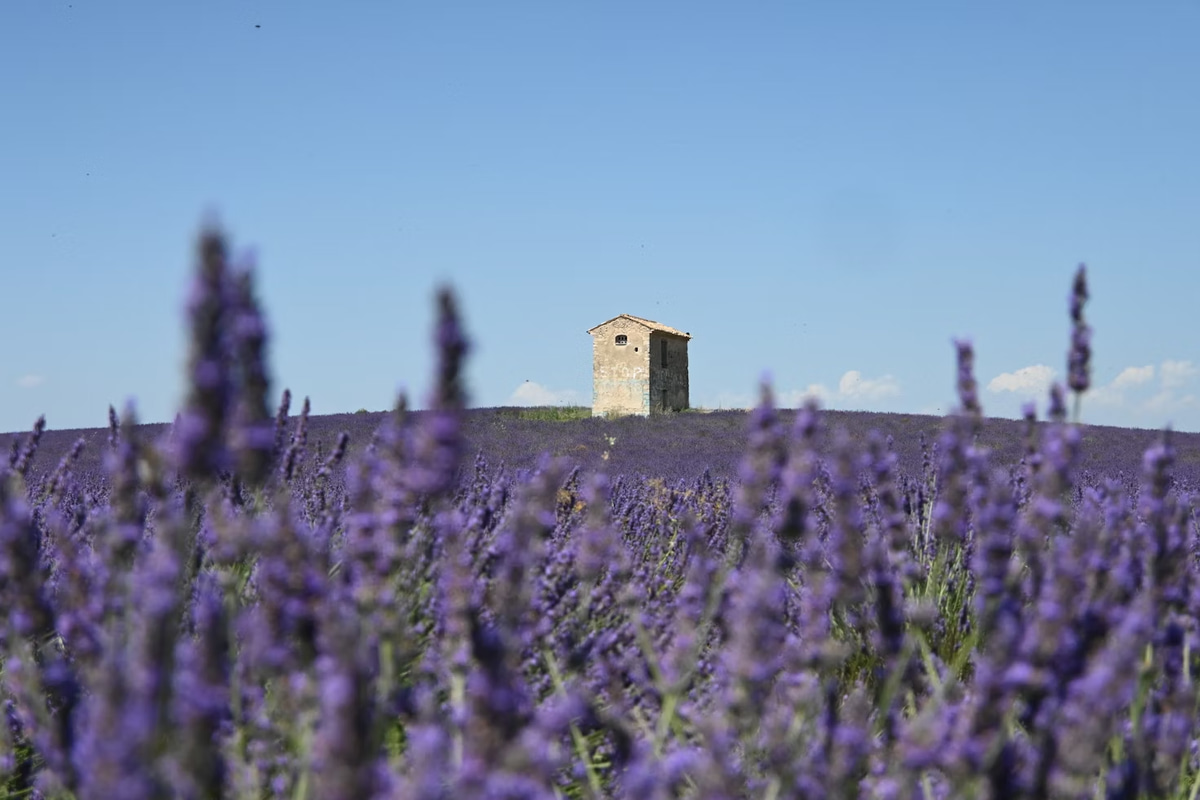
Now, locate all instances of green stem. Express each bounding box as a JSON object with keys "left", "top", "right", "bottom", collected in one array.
[{"left": 543, "top": 648, "right": 603, "bottom": 798}]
